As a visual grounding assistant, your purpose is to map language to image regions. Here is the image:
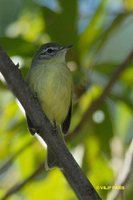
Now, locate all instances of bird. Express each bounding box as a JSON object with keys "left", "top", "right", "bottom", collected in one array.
[{"left": 26, "top": 42, "right": 73, "bottom": 168}]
